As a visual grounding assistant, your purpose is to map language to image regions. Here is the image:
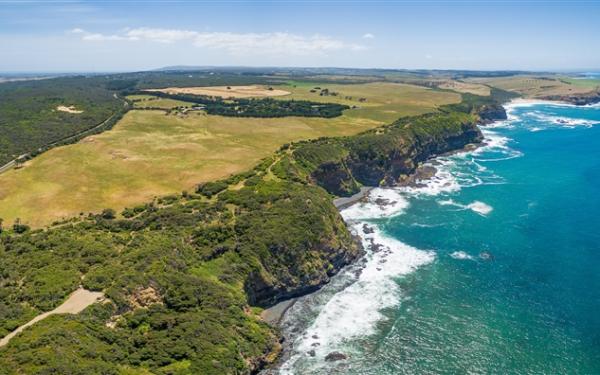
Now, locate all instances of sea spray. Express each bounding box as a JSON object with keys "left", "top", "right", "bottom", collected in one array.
[{"left": 279, "top": 222, "right": 435, "bottom": 374}]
